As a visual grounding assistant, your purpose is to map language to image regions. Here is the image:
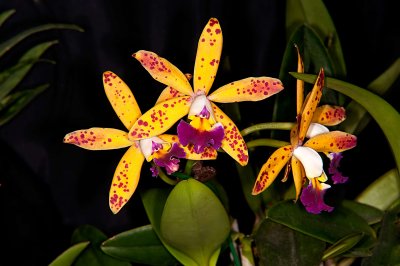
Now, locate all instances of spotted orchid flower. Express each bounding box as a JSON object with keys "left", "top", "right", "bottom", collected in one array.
[
  {"left": 128, "top": 18, "right": 284, "bottom": 166},
  {"left": 64, "top": 71, "right": 217, "bottom": 214},
  {"left": 252, "top": 52, "right": 357, "bottom": 214}
]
